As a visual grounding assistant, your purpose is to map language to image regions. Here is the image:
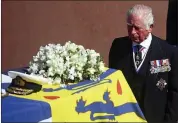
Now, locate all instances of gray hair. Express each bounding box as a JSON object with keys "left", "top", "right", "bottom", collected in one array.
[{"left": 127, "top": 4, "right": 154, "bottom": 30}]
